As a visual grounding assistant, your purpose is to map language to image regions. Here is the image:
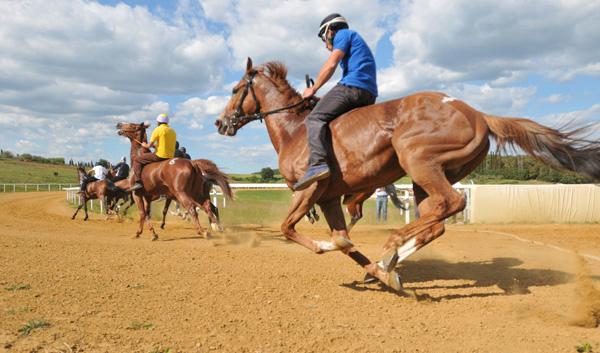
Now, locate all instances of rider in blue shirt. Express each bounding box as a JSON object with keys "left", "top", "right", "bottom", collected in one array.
[{"left": 294, "top": 13, "right": 378, "bottom": 191}]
